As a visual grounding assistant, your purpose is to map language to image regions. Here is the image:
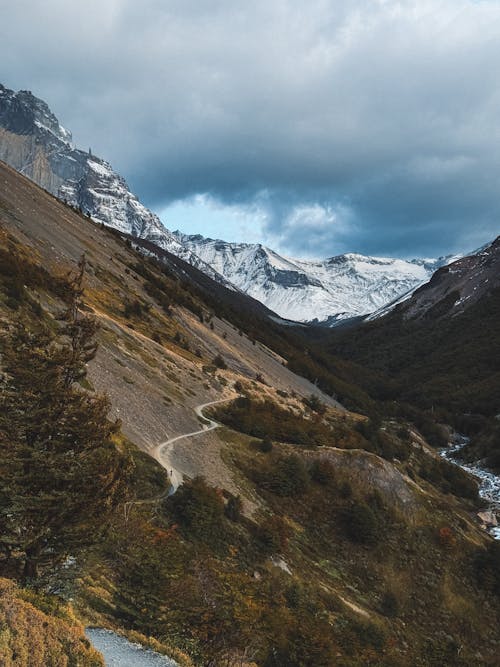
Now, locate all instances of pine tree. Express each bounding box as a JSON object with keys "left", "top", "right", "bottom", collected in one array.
[{"left": 0, "top": 256, "right": 132, "bottom": 580}]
